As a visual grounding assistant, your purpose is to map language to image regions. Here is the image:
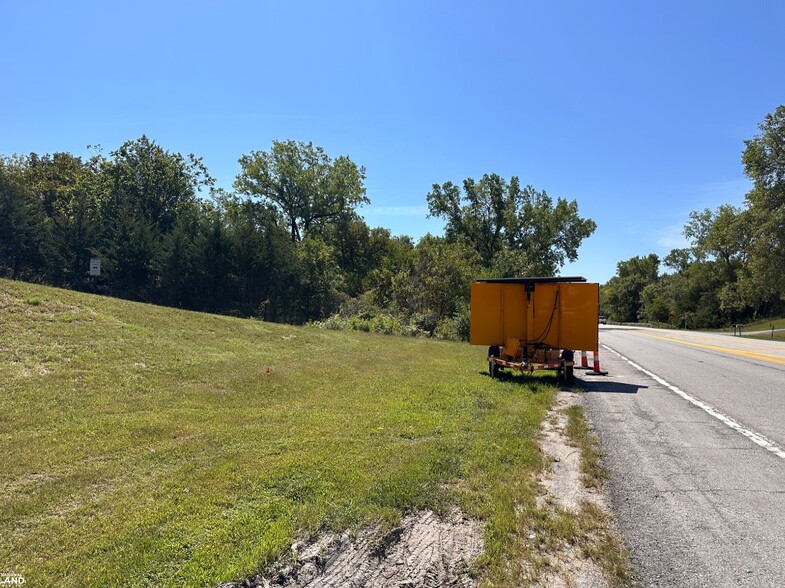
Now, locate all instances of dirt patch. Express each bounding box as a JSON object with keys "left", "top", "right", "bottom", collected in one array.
[
  {"left": 218, "top": 509, "right": 483, "bottom": 588},
  {"left": 540, "top": 392, "right": 608, "bottom": 513},
  {"left": 534, "top": 391, "right": 610, "bottom": 588}
]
